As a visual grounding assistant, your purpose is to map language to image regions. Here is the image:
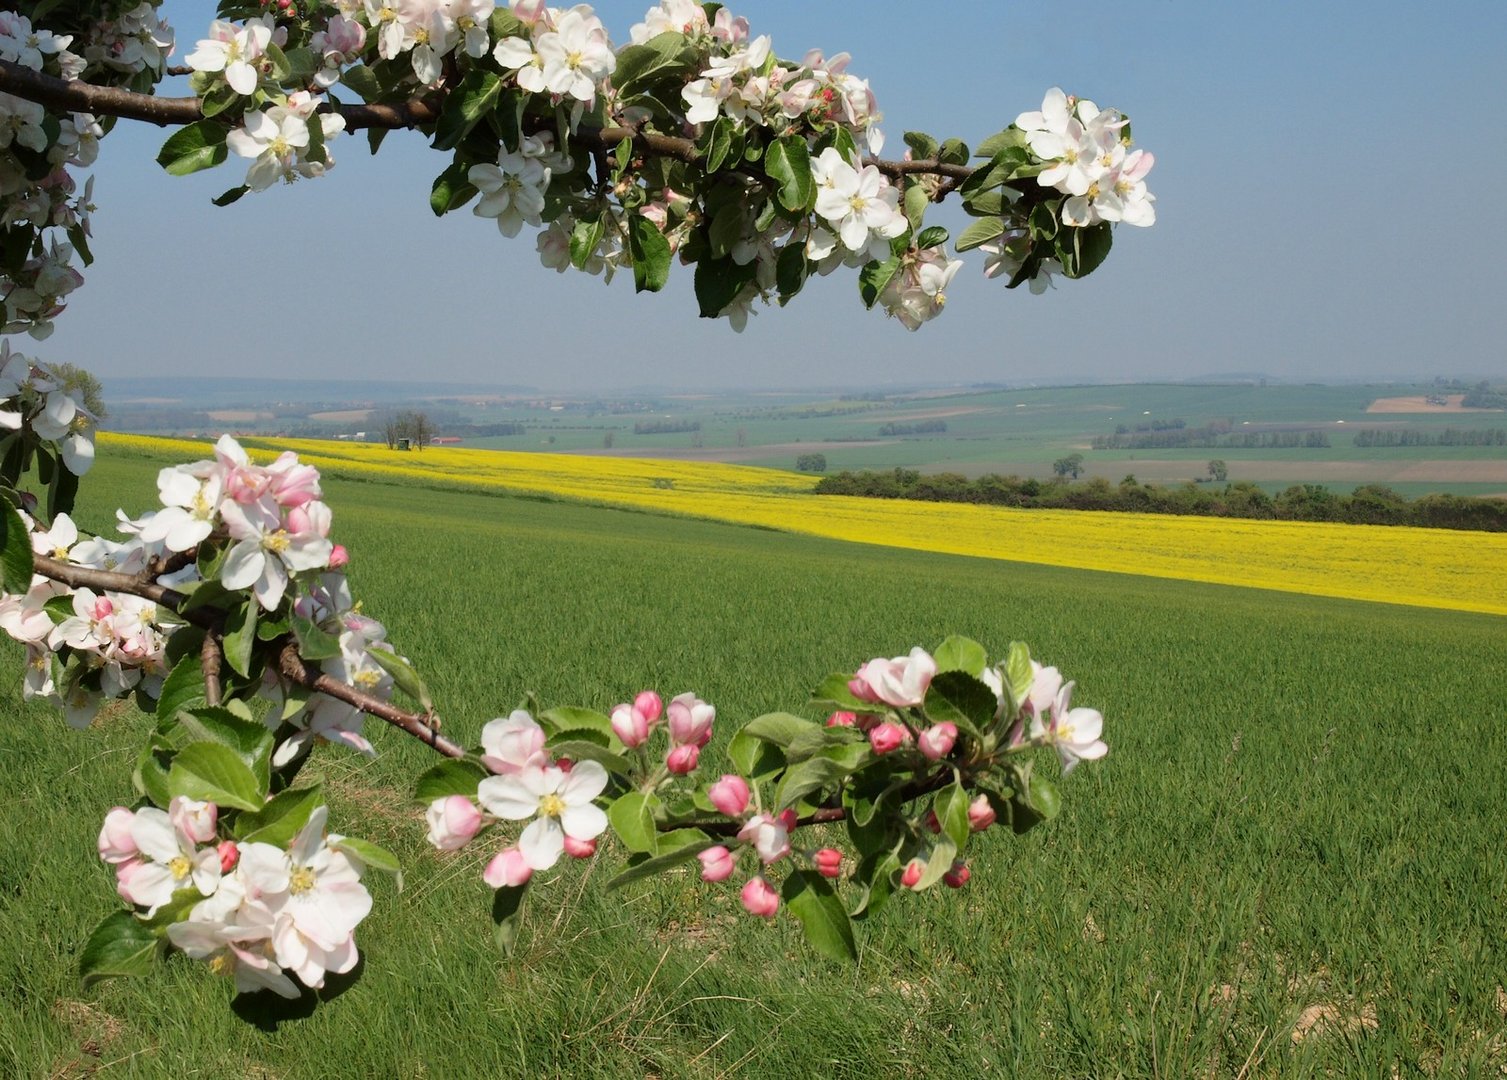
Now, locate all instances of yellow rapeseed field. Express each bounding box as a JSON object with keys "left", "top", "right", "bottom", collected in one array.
[{"left": 101, "top": 434, "right": 1507, "bottom": 616}]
